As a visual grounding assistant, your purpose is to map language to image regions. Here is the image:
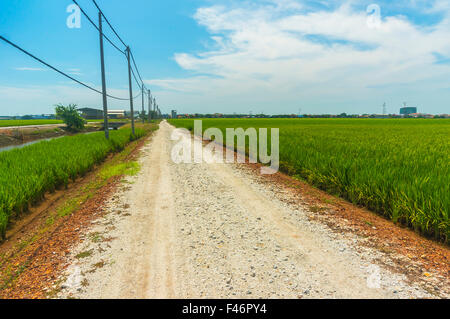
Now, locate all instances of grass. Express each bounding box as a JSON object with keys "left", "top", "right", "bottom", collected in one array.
[
  {"left": 0, "top": 125, "right": 158, "bottom": 294},
  {"left": 0, "top": 120, "right": 63, "bottom": 127},
  {"left": 0, "top": 126, "right": 153, "bottom": 240},
  {"left": 75, "top": 250, "right": 93, "bottom": 259},
  {"left": 169, "top": 118, "right": 450, "bottom": 242}
]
